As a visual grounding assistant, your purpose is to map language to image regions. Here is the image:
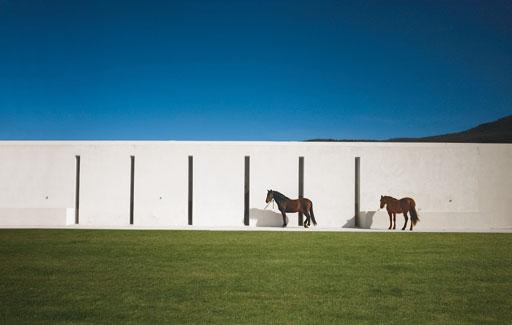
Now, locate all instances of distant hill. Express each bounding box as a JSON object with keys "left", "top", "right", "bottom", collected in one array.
[
  {"left": 307, "top": 115, "right": 512, "bottom": 143},
  {"left": 389, "top": 115, "right": 512, "bottom": 143}
]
